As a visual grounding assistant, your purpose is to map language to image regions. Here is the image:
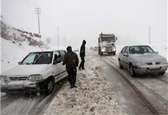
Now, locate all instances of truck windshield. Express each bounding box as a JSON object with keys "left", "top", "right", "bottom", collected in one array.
[
  {"left": 21, "top": 52, "right": 53, "bottom": 64},
  {"left": 129, "top": 46, "right": 155, "bottom": 54},
  {"left": 101, "top": 37, "right": 115, "bottom": 42}
]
